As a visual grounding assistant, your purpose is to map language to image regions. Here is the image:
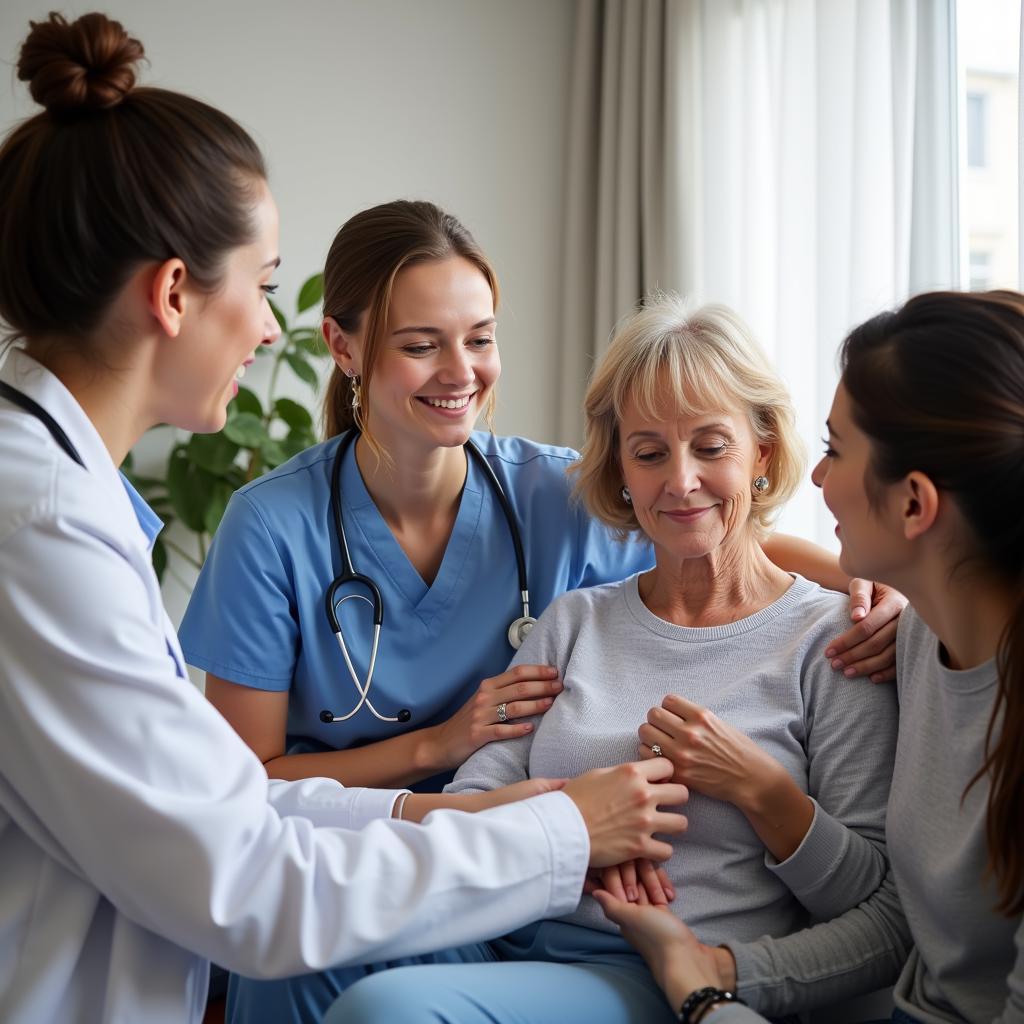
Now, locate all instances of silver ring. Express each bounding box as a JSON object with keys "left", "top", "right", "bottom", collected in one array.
[
  {"left": 496, "top": 703, "right": 508, "bottom": 723},
  {"left": 650, "top": 744, "right": 663, "bottom": 757}
]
